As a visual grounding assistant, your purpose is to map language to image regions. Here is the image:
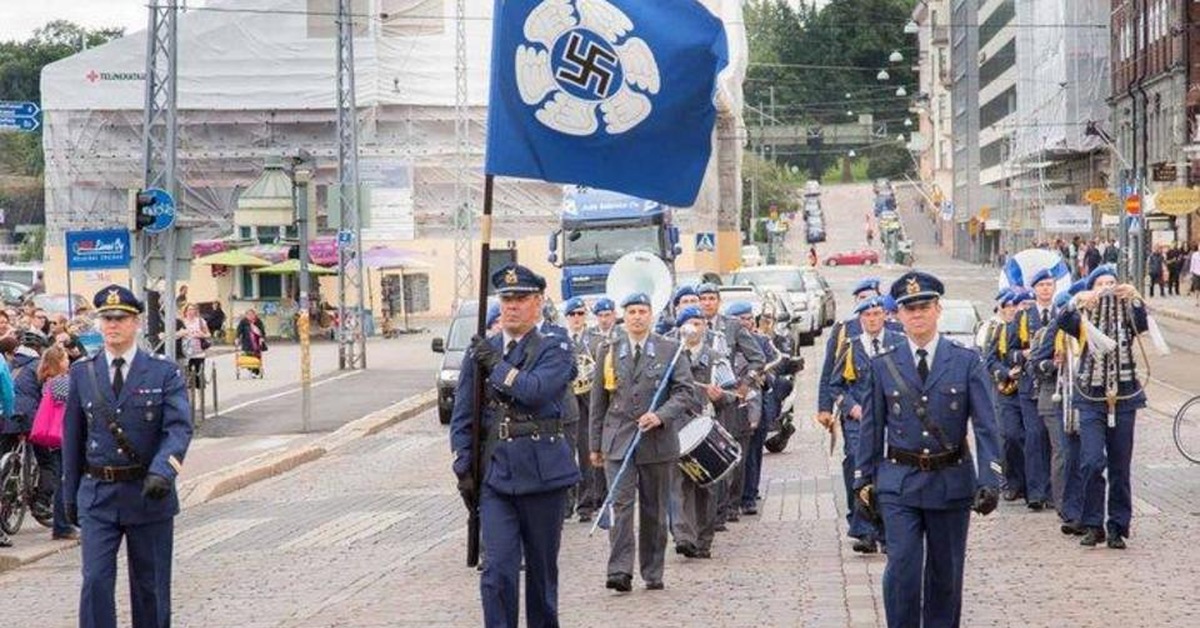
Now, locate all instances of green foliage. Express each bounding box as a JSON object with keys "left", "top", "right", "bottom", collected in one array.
[
  {"left": 821, "top": 157, "right": 871, "bottom": 184},
  {"left": 18, "top": 225, "right": 45, "bottom": 262},
  {"left": 0, "top": 177, "right": 44, "bottom": 224},
  {"left": 866, "top": 143, "right": 915, "bottom": 180}
]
